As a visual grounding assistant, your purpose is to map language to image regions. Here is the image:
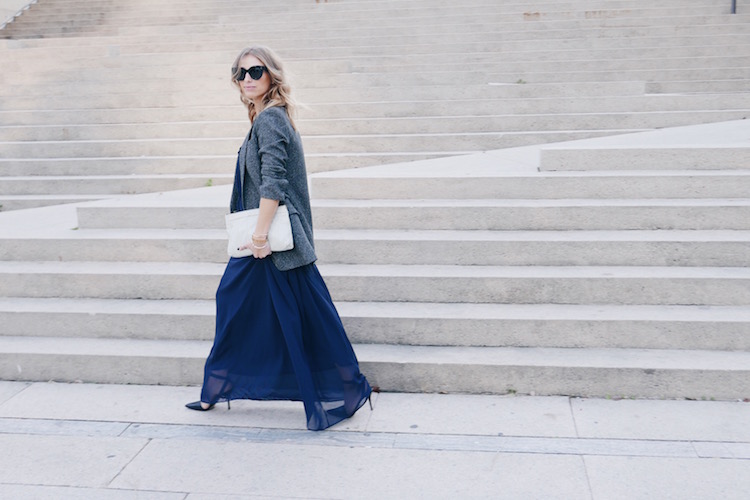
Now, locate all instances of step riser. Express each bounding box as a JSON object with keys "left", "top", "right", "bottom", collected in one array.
[
  {"left": 3, "top": 95, "right": 748, "bottom": 121},
  {"left": 2, "top": 351, "right": 747, "bottom": 399},
  {"left": 0, "top": 154, "right": 435, "bottom": 176},
  {"left": 1, "top": 273, "right": 747, "bottom": 305},
  {"left": 73, "top": 205, "right": 750, "bottom": 231},
  {"left": 0, "top": 93, "right": 750, "bottom": 120},
  {"left": 5, "top": 110, "right": 750, "bottom": 141},
  {"left": 326, "top": 275, "right": 750, "bottom": 306},
  {"left": 2, "top": 309, "right": 748, "bottom": 350},
  {"left": 6, "top": 52, "right": 748, "bottom": 79},
  {"left": 6, "top": 12, "right": 740, "bottom": 39},
  {"left": 363, "top": 362, "right": 750, "bottom": 399},
  {"left": 0, "top": 80, "right": 646, "bottom": 102},
  {"left": 10, "top": 31, "right": 749, "bottom": 56},
  {"left": 2, "top": 133, "right": 615, "bottom": 157},
  {"left": 5, "top": 5, "right": 730, "bottom": 23},
  {"left": 0, "top": 197, "right": 102, "bottom": 211},
  {"left": 0, "top": 177, "right": 230, "bottom": 195},
  {"left": 1, "top": 131, "right": 634, "bottom": 159},
  {"left": 3, "top": 352, "right": 204, "bottom": 386},
  {"left": 310, "top": 175, "right": 750, "bottom": 200},
  {"left": 8, "top": 22, "right": 749, "bottom": 47},
  {"left": 7, "top": 39, "right": 749, "bottom": 70},
  {"left": 313, "top": 206, "right": 750, "bottom": 231},
  {"left": 3, "top": 237, "right": 749, "bottom": 267},
  {"left": 541, "top": 148, "right": 750, "bottom": 171}
]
